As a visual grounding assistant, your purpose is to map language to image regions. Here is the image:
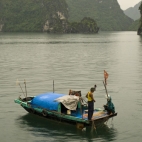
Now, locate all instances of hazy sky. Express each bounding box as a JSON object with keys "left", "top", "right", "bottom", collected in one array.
[{"left": 117, "top": 0, "right": 141, "bottom": 10}]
